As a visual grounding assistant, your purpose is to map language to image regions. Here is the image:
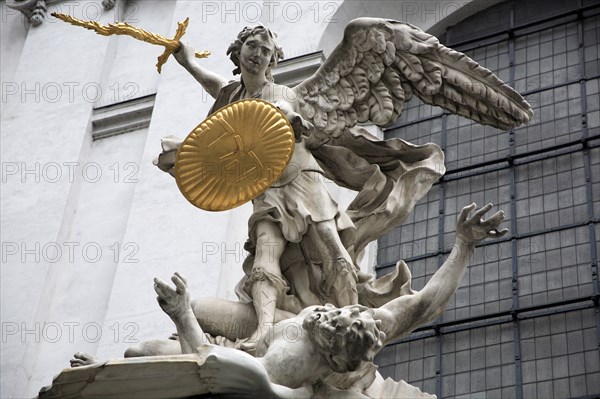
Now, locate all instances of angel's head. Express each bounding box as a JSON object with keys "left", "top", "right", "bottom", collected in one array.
[
  {"left": 302, "top": 304, "right": 386, "bottom": 373},
  {"left": 227, "top": 26, "right": 284, "bottom": 82}
]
